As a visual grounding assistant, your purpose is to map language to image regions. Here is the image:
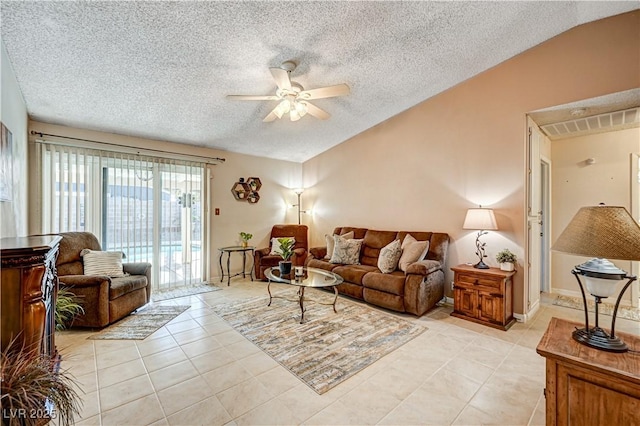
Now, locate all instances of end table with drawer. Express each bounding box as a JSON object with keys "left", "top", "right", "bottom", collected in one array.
[{"left": 450, "top": 264, "right": 516, "bottom": 330}]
